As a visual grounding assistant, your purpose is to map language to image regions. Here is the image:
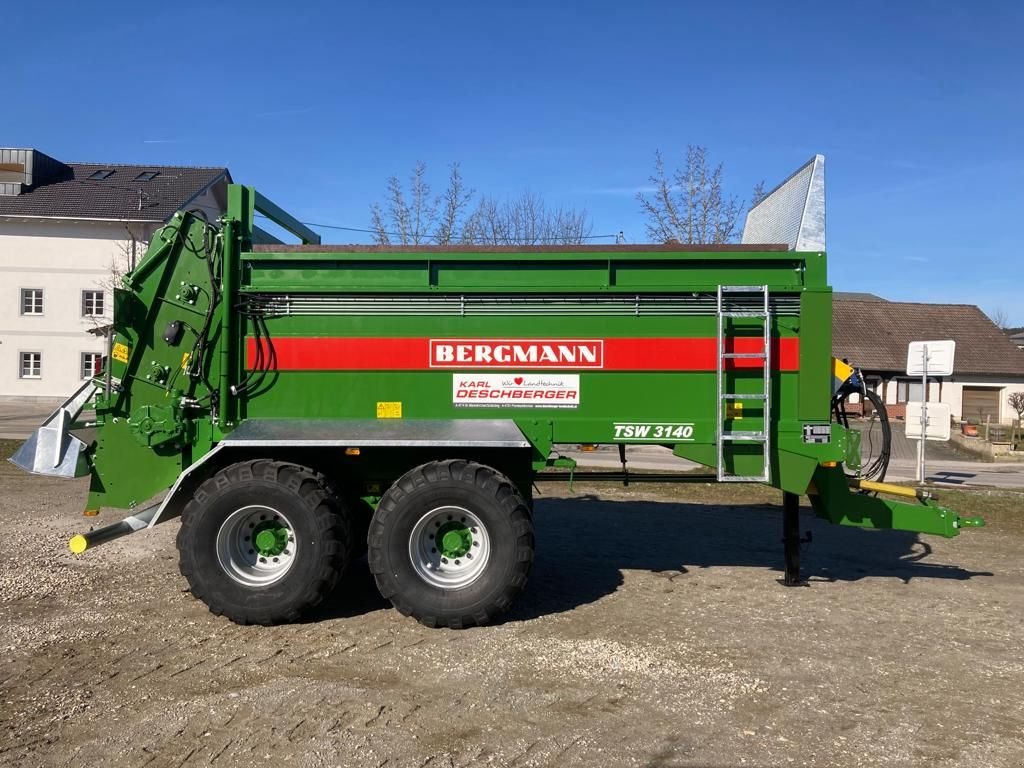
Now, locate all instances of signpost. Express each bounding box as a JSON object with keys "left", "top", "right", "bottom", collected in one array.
[
  {"left": 905, "top": 402, "right": 952, "bottom": 440},
  {"left": 906, "top": 340, "right": 956, "bottom": 483}
]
